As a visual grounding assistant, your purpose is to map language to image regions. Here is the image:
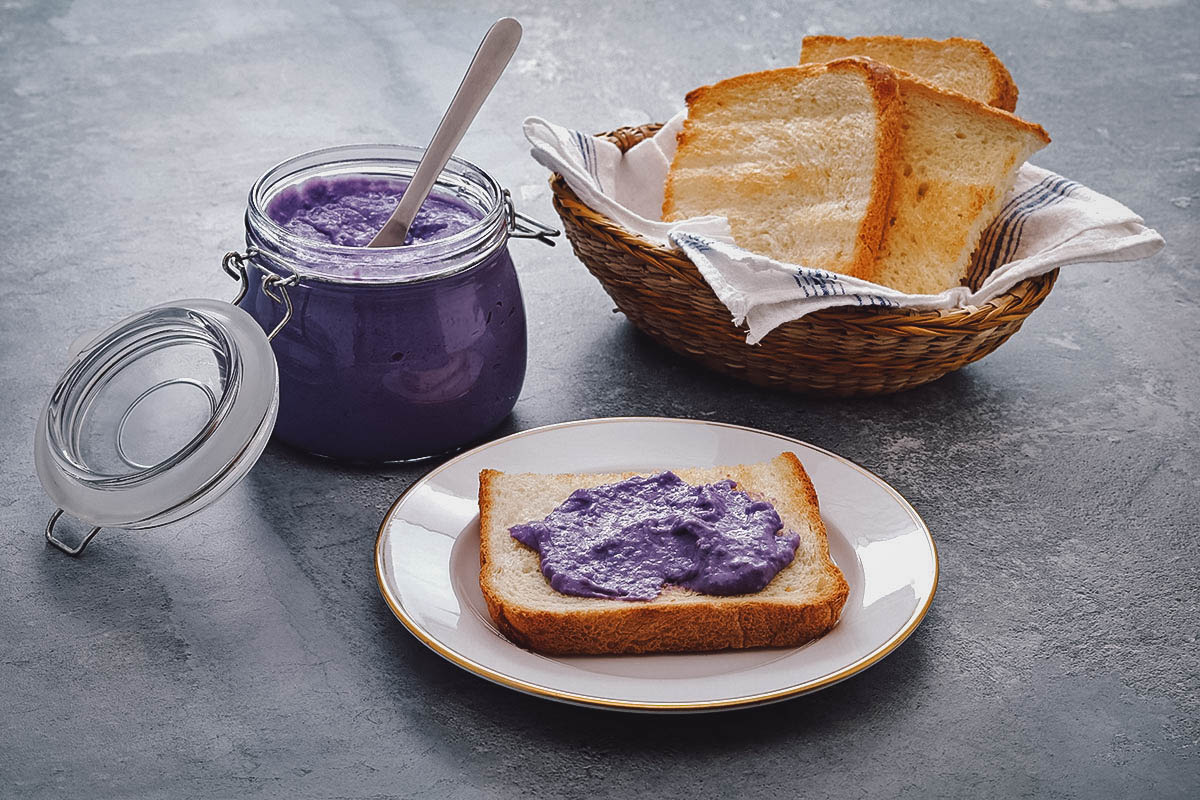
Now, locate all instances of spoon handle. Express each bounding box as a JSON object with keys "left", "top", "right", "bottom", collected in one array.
[{"left": 368, "top": 18, "right": 523, "bottom": 247}]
